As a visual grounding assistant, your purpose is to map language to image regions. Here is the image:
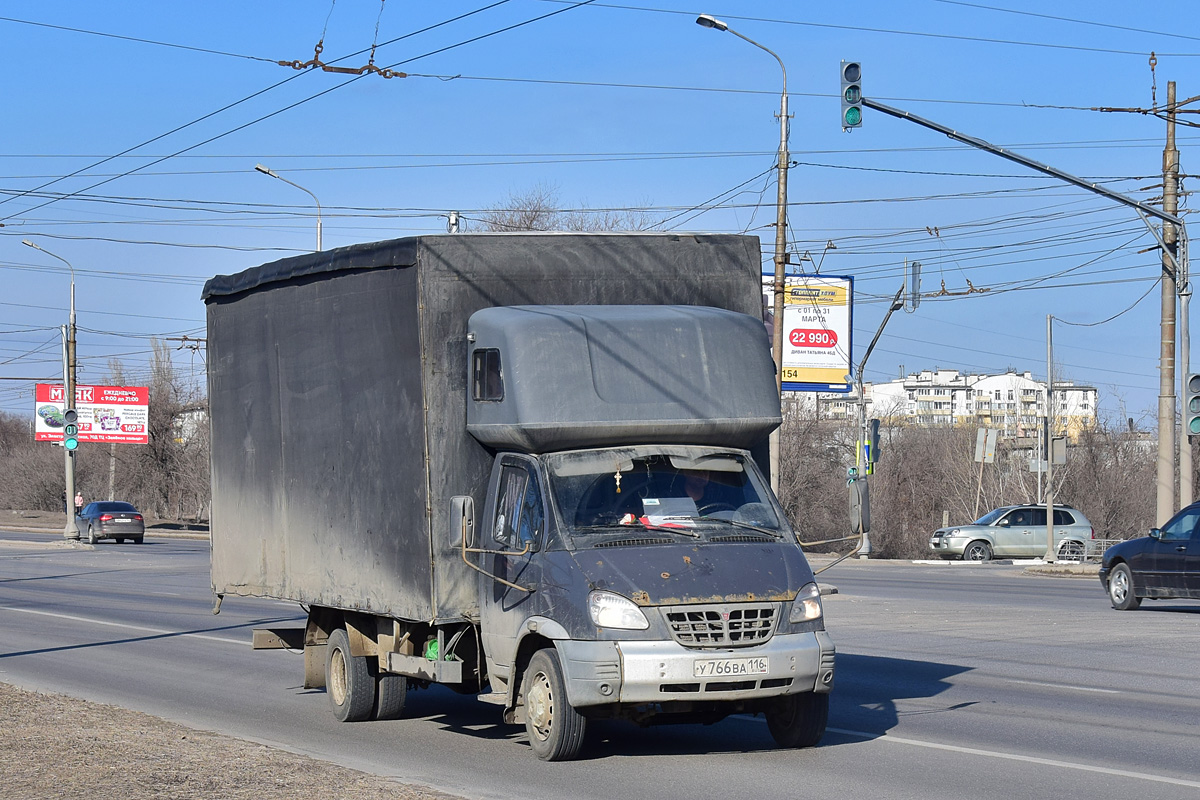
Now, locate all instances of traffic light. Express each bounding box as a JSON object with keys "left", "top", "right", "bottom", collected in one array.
[
  {"left": 866, "top": 418, "right": 881, "bottom": 474},
  {"left": 1187, "top": 373, "right": 1200, "bottom": 438},
  {"left": 840, "top": 61, "right": 862, "bottom": 131},
  {"left": 63, "top": 408, "right": 79, "bottom": 452}
]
